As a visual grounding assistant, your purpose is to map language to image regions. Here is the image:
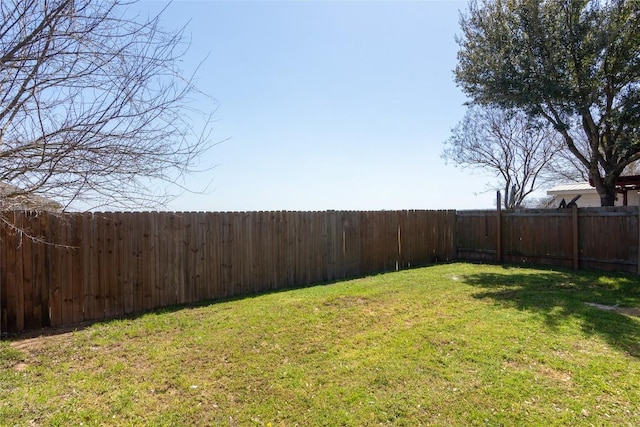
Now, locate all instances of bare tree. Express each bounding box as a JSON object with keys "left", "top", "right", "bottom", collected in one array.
[
  {"left": 0, "top": 0, "right": 215, "bottom": 212},
  {"left": 442, "top": 106, "right": 564, "bottom": 209}
]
